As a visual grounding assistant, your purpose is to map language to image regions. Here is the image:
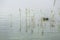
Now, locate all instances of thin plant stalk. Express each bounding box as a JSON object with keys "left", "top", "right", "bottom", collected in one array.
[
  {"left": 31, "top": 15, "right": 35, "bottom": 34},
  {"left": 19, "top": 8, "right": 21, "bottom": 32},
  {"left": 50, "top": 0, "right": 56, "bottom": 32},
  {"left": 10, "top": 13, "right": 12, "bottom": 27},
  {"left": 25, "top": 8, "right": 28, "bottom": 32}
]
